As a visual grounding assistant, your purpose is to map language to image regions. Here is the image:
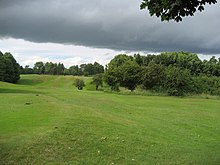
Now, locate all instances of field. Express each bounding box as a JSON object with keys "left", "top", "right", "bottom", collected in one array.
[{"left": 0, "top": 75, "right": 220, "bottom": 164}]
